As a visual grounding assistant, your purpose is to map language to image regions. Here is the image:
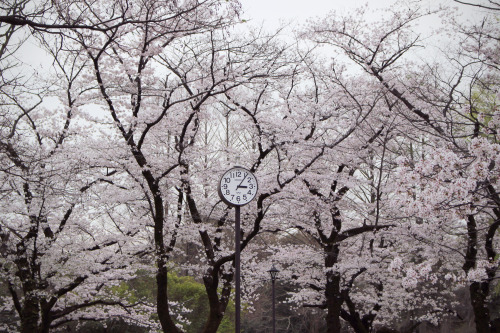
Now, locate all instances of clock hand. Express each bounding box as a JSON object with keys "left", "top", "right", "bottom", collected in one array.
[{"left": 236, "top": 173, "right": 247, "bottom": 189}]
